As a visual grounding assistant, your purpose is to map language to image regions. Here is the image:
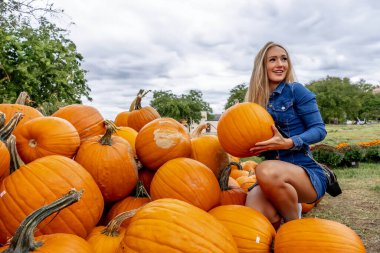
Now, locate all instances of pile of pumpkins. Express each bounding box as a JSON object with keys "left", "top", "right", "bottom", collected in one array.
[{"left": 0, "top": 91, "right": 365, "bottom": 252}]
